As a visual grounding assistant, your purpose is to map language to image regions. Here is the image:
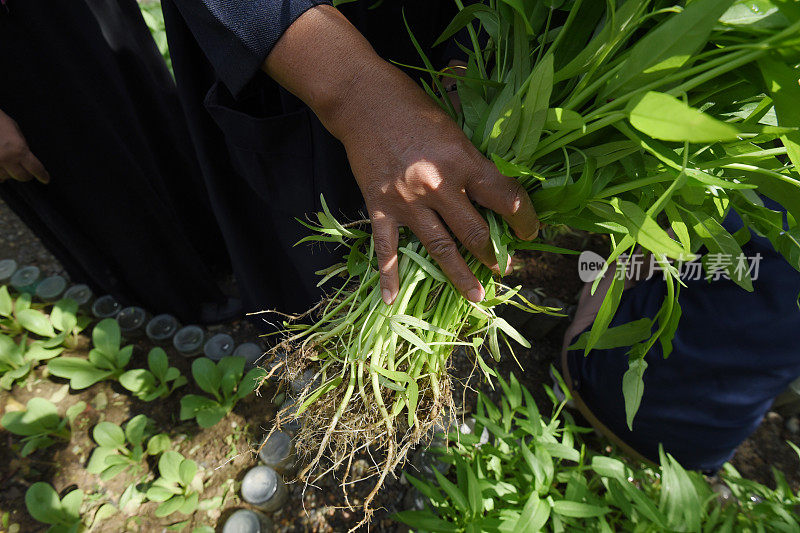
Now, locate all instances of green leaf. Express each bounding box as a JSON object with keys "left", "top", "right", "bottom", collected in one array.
[
  {"left": 148, "top": 348, "right": 169, "bottom": 382},
  {"left": 48, "top": 358, "right": 114, "bottom": 390},
  {"left": 591, "top": 455, "right": 627, "bottom": 480},
  {"left": 218, "top": 356, "right": 245, "bottom": 398},
  {"left": 235, "top": 367, "right": 266, "bottom": 401},
  {"left": 392, "top": 510, "right": 459, "bottom": 532},
  {"left": 569, "top": 318, "right": 652, "bottom": 351},
  {"left": 155, "top": 496, "right": 185, "bottom": 518},
  {"left": 628, "top": 91, "right": 740, "bottom": 143},
  {"left": 433, "top": 3, "right": 493, "bottom": 46},
  {"left": 195, "top": 405, "right": 229, "bottom": 428},
  {"left": 146, "top": 433, "right": 171, "bottom": 456},
  {"left": 50, "top": 299, "right": 78, "bottom": 333},
  {"left": 159, "top": 451, "right": 185, "bottom": 484},
  {"left": 622, "top": 358, "right": 648, "bottom": 430},
  {"left": 432, "top": 468, "right": 469, "bottom": 512},
  {"left": 93, "top": 318, "right": 121, "bottom": 355},
  {"left": 25, "top": 482, "right": 64, "bottom": 525},
  {"left": 513, "top": 54, "right": 554, "bottom": 161},
  {"left": 93, "top": 422, "right": 125, "bottom": 449},
  {"left": 466, "top": 463, "right": 482, "bottom": 517},
  {"left": 145, "top": 485, "right": 175, "bottom": 503},
  {"left": 2, "top": 397, "right": 60, "bottom": 436},
  {"left": 0, "top": 286, "right": 12, "bottom": 317},
  {"left": 15, "top": 309, "right": 55, "bottom": 337},
  {"left": 191, "top": 358, "right": 221, "bottom": 397},
  {"left": 513, "top": 491, "right": 549, "bottom": 533},
  {"left": 604, "top": 0, "right": 737, "bottom": 97},
  {"left": 681, "top": 208, "right": 754, "bottom": 291},
  {"left": 388, "top": 320, "right": 432, "bottom": 355},
  {"left": 399, "top": 246, "right": 448, "bottom": 284},
  {"left": 118, "top": 369, "right": 157, "bottom": 397},
  {"left": 92, "top": 503, "right": 117, "bottom": 526},
  {"left": 298, "top": 376, "right": 342, "bottom": 416},
  {"left": 179, "top": 394, "right": 218, "bottom": 419},
  {"left": 86, "top": 447, "right": 118, "bottom": 475},
  {"left": 179, "top": 491, "right": 199, "bottom": 515},
  {"left": 544, "top": 108, "right": 585, "bottom": 131},
  {"left": 552, "top": 500, "right": 610, "bottom": 518},
  {"left": 124, "top": 414, "right": 150, "bottom": 446},
  {"left": 178, "top": 459, "right": 198, "bottom": 486}
]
